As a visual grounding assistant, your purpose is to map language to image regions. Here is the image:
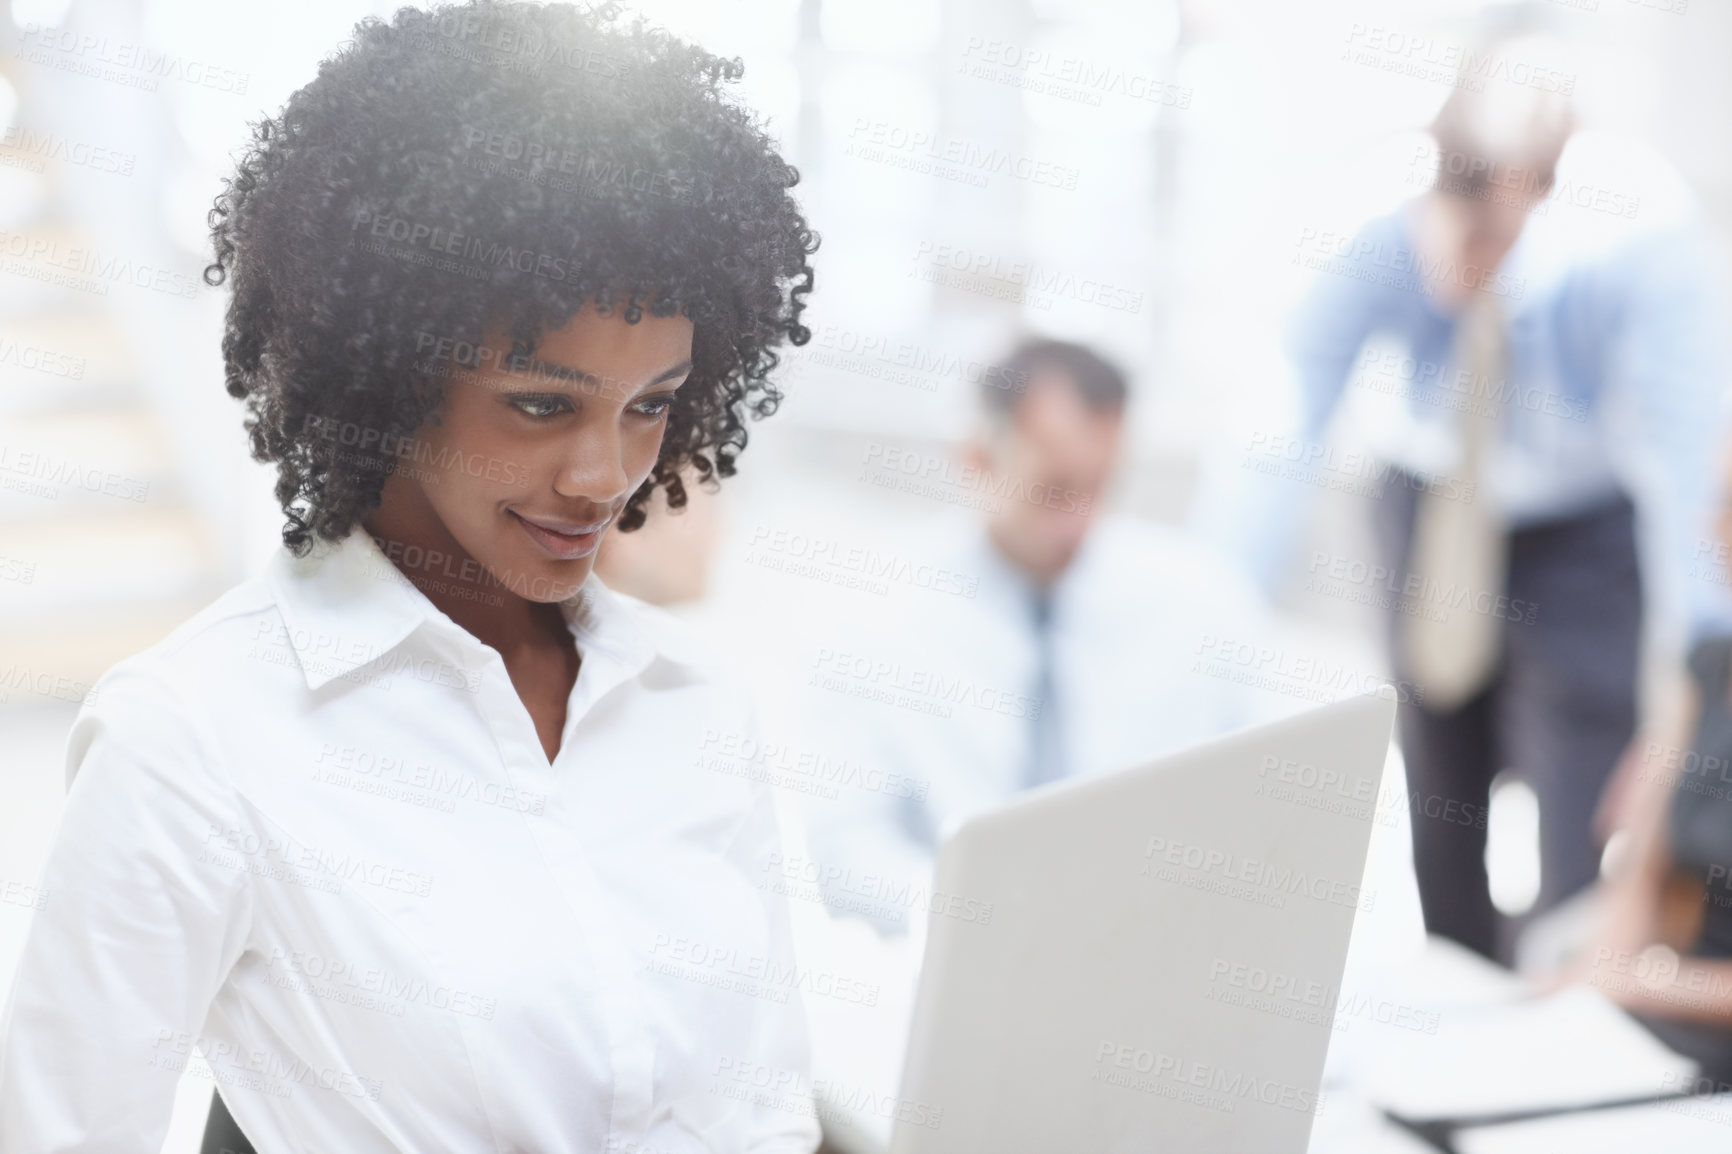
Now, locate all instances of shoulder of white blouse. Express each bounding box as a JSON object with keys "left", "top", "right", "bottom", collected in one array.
[
  {"left": 82, "top": 575, "right": 283, "bottom": 719},
  {"left": 64, "top": 578, "right": 282, "bottom": 802}
]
